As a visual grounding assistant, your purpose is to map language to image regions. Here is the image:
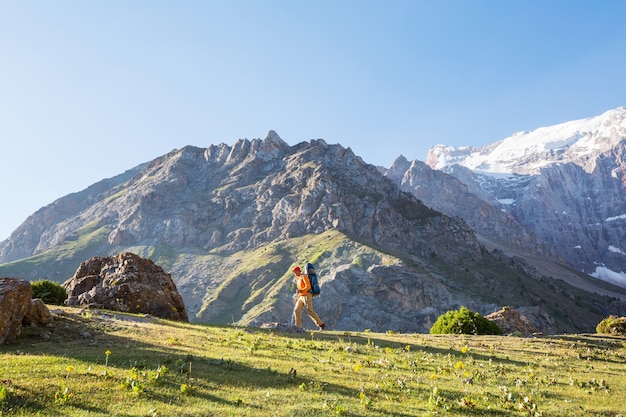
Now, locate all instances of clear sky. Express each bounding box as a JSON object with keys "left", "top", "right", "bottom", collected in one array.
[{"left": 1, "top": 0, "right": 626, "bottom": 241}]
